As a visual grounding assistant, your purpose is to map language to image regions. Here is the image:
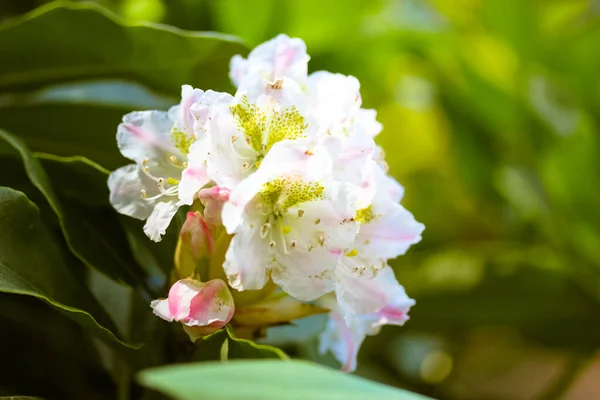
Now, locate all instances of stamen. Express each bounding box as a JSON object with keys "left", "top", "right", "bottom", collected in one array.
[
  {"left": 229, "top": 135, "right": 252, "bottom": 160},
  {"left": 297, "top": 209, "right": 304, "bottom": 217},
  {"left": 307, "top": 243, "right": 313, "bottom": 251},
  {"left": 269, "top": 240, "right": 276, "bottom": 248},
  {"left": 260, "top": 223, "right": 271, "bottom": 239},
  {"left": 318, "top": 235, "right": 325, "bottom": 246},
  {"left": 314, "top": 218, "right": 321, "bottom": 225},
  {"left": 169, "top": 155, "right": 185, "bottom": 169},
  {"left": 140, "top": 189, "right": 147, "bottom": 199}
]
